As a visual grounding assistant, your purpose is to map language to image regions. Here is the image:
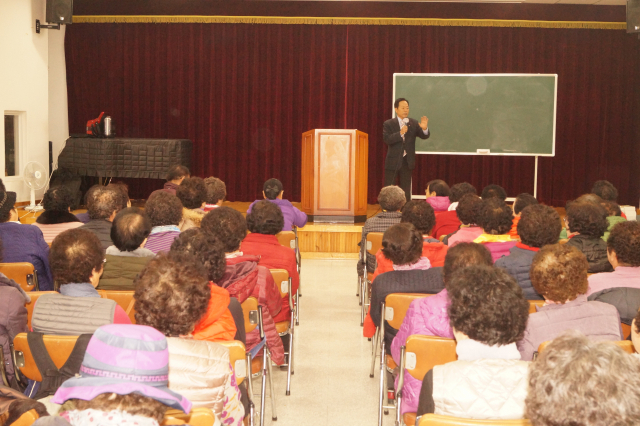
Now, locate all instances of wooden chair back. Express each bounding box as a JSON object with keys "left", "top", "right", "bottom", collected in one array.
[
  {"left": 0, "top": 262, "right": 37, "bottom": 292},
  {"left": 98, "top": 290, "right": 136, "bottom": 324},
  {"left": 12, "top": 333, "right": 79, "bottom": 382},
  {"left": 418, "top": 414, "right": 531, "bottom": 425},
  {"left": 270, "top": 269, "right": 290, "bottom": 299},
  {"left": 276, "top": 231, "right": 296, "bottom": 250},
  {"left": 528, "top": 300, "right": 545, "bottom": 314},
  {"left": 11, "top": 409, "right": 40, "bottom": 426},
  {"left": 217, "top": 340, "right": 247, "bottom": 386},
  {"left": 366, "top": 232, "right": 384, "bottom": 256},
  {"left": 537, "top": 339, "right": 635, "bottom": 355},
  {"left": 405, "top": 335, "right": 458, "bottom": 382},
  {"left": 241, "top": 297, "right": 259, "bottom": 334},
  {"left": 385, "top": 293, "right": 431, "bottom": 330},
  {"left": 24, "top": 291, "right": 57, "bottom": 330},
  {"left": 162, "top": 408, "right": 217, "bottom": 426}
]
